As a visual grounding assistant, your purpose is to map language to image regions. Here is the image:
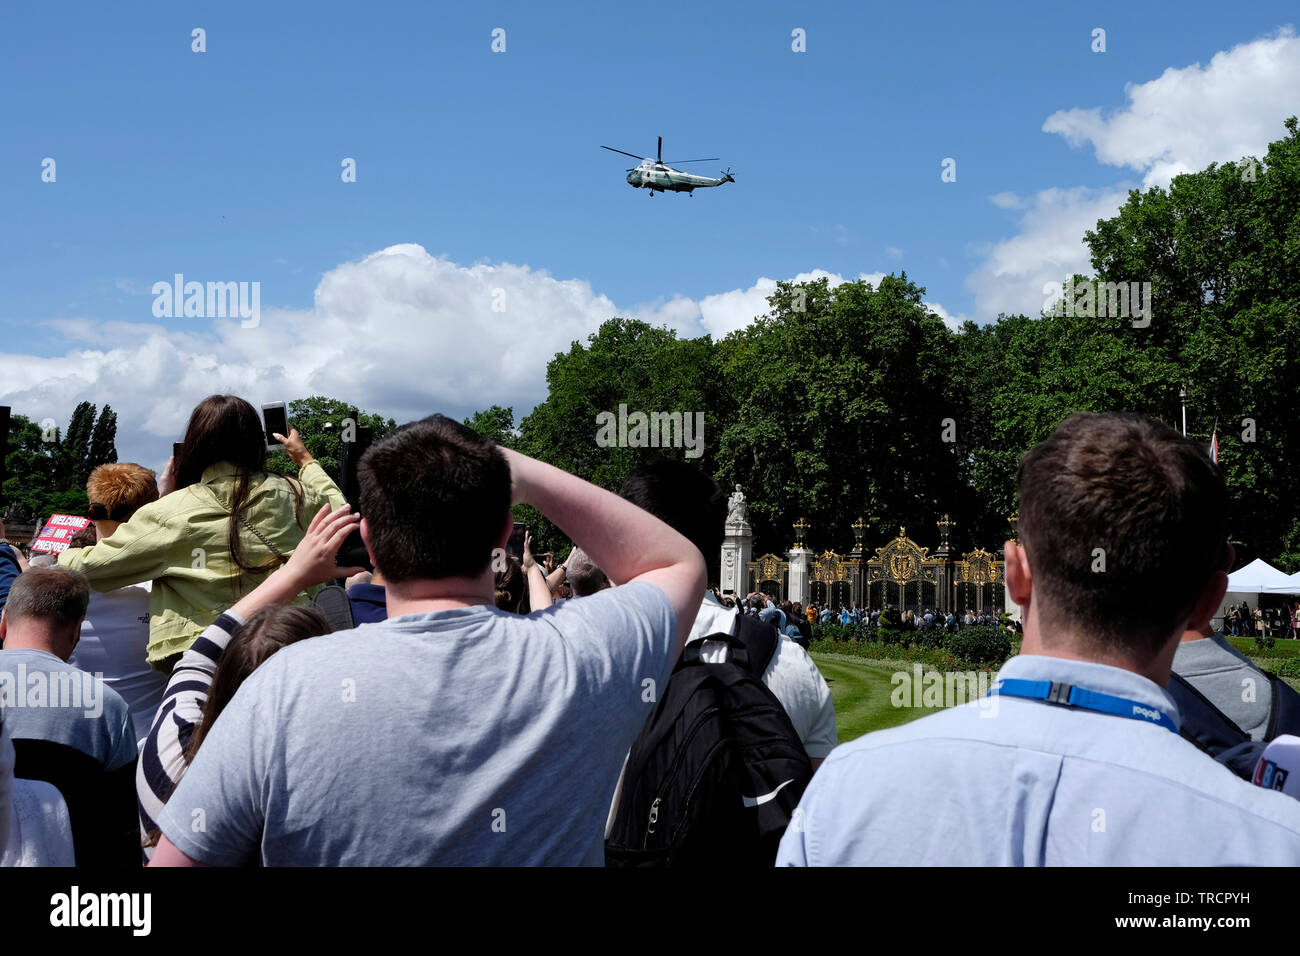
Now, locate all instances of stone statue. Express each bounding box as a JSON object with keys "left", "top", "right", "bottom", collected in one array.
[{"left": 726, "top": 484, "right": 748, "bottom": 526}]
